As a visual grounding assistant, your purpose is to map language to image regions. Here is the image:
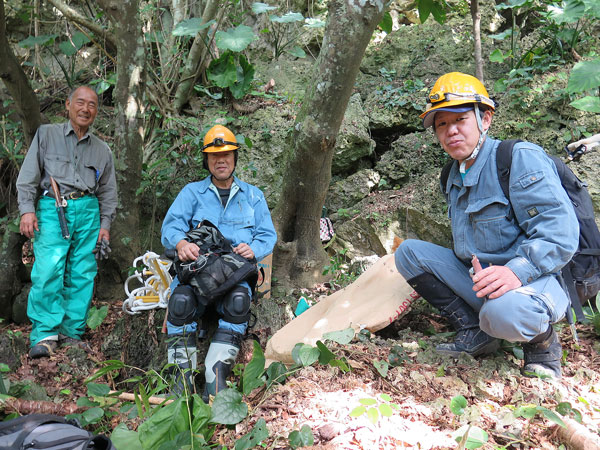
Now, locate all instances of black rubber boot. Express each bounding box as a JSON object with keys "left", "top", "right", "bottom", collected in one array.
[
  {"left": 167, "top": 332, "right": 198, "bottom": 396},
  {"left": 202, "top": 329, "right": 242, "bottom": 402},
  {"left": 522, "top": 326, "right": 562, "bottom": 378},
  {"left": 408, "top": 272, "right": 499, "bottom": 357}
]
